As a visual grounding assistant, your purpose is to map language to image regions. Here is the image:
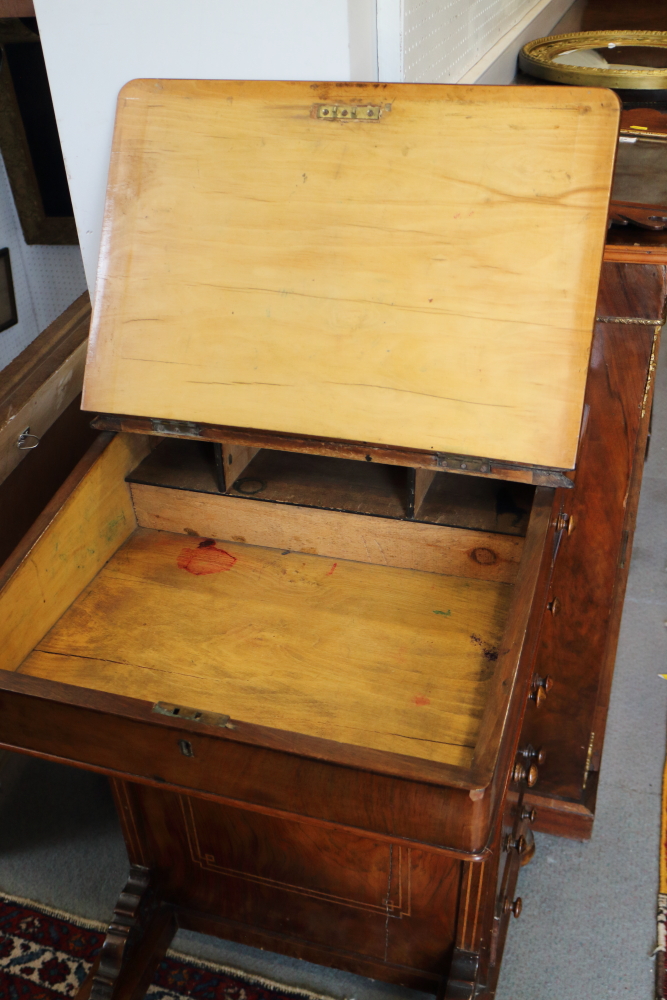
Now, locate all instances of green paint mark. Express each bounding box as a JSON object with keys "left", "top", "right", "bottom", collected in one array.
[
  {"left": 433, "top": 609, "right": 451, "bottom": 617},
  {"left": 104, "top": 511, "right": 126, "bottom": 543}
]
